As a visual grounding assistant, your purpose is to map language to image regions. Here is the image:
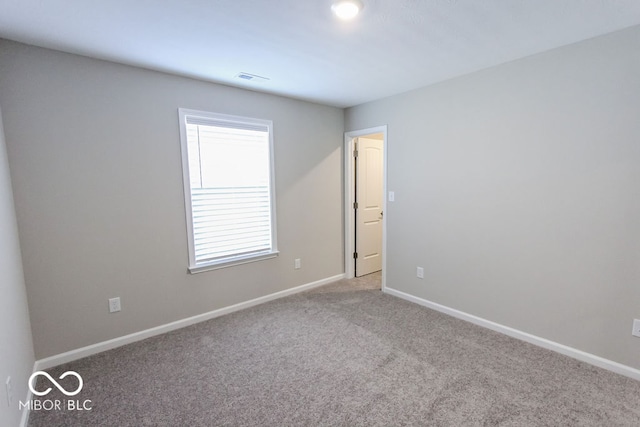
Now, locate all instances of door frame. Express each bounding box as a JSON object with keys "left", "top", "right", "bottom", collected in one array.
[{"left": 344, "top": 125, "right": 388, "bottom": 290}]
